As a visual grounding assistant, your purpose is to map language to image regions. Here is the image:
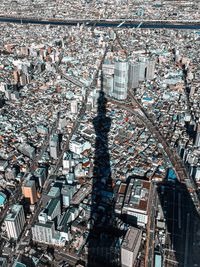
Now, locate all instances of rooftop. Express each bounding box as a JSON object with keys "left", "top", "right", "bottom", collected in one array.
[
  {"left": 121, "top": 226, "right": 142, "bottom": 252},
  {"left": 5, "top": 204, "right": 23, "bottom": 221}
]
